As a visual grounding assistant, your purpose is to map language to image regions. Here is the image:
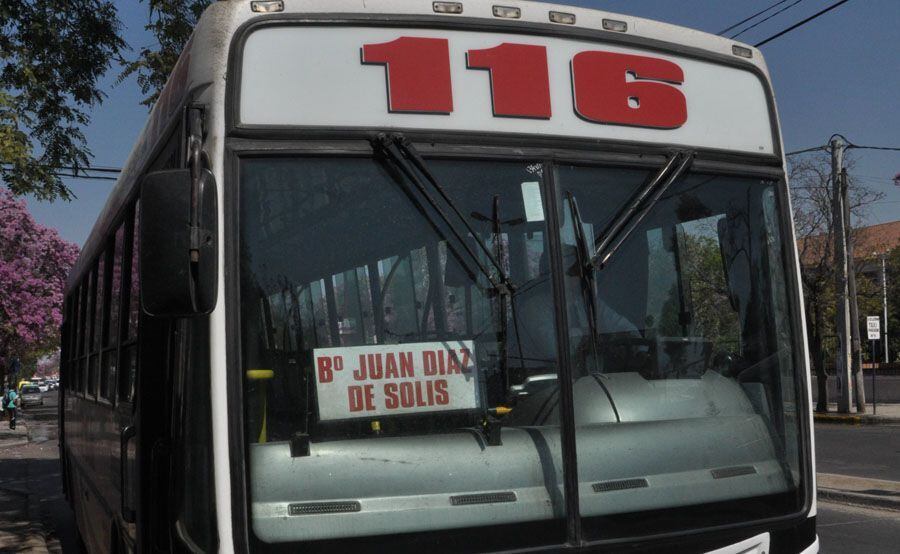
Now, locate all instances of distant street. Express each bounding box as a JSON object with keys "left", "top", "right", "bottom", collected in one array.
[{"left": 815, "top": 423, "right": 900, "bottom": 481}]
